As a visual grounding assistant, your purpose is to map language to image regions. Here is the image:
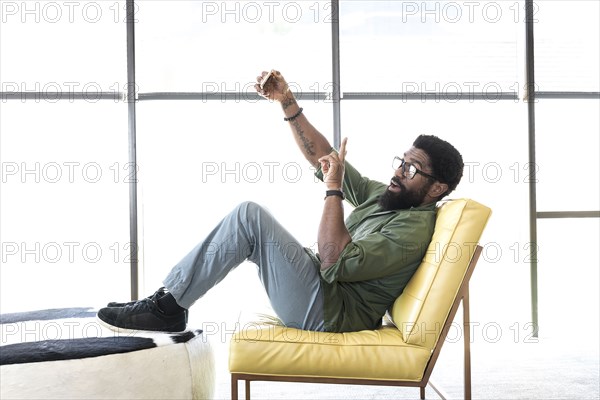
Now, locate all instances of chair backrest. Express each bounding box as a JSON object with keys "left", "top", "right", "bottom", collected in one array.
[{"left": 388, "top": 198, "right": 491, "bottom": 350}]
